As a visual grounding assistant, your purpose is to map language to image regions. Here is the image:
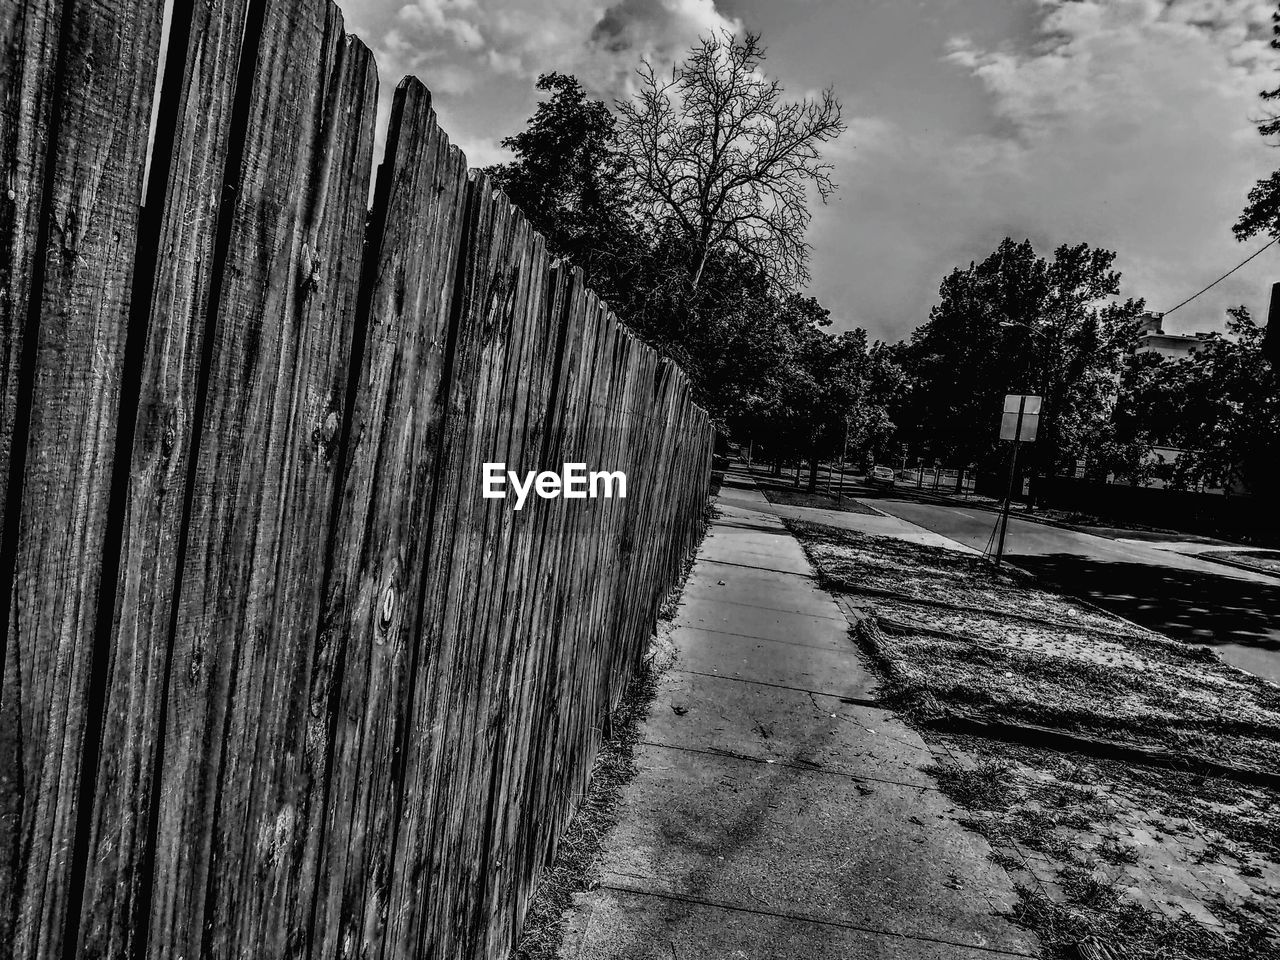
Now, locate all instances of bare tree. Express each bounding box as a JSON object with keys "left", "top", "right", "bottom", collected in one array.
[{"left": 616, "top": 31, "right": 845, "bottom": 291}]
